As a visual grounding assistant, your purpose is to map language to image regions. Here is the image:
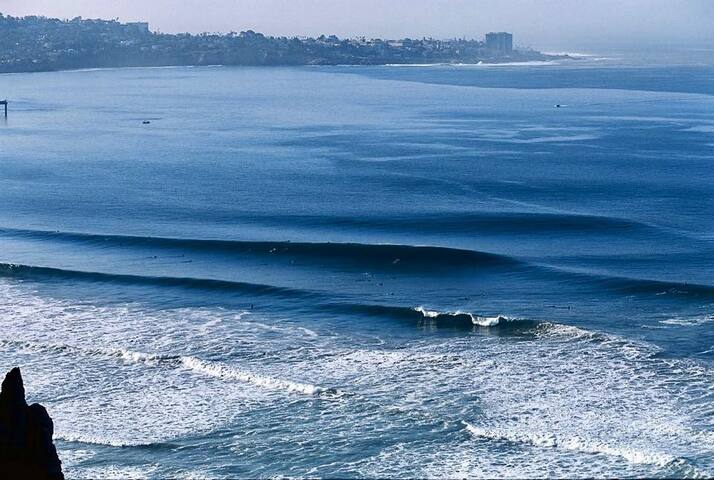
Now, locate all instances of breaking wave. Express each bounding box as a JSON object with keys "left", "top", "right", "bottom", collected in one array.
[
  {"left": 108, "top": 348, "right": 342, "bottom": 397},
  {"left": 0, "top": 262, "right": 316, "bottom": 298},
  {"left": 463, "top": 422, "right": 691, "bottom": 470},
  {"left": 0, "top": 339, "right": 339, "bottom": 398},
  {"left": 177, "top": 356, "right": 339, "bottom": 397},
  {"left": 0, "top": 228, "right": 522, "bottom": 270},
  {"left": 414, "top": 306, "right": 512, "bottom": 327}
]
